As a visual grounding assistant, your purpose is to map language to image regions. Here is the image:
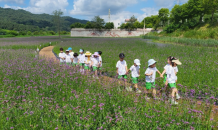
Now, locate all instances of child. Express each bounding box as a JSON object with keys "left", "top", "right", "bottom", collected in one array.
[
  {"left": 116, "top": 53, "right": 128, "bottom": 91},
  {"left": 91, "top": 52, "right": 100, "bottom": 79},
  {"left": 84, "top": 51, "right": 92, "bottom": 74},
  {"left": 78, "top": 49, "right": 85, "bottom": 73},
  {"left": 98, "top": 51, "right": 102, "bottom": 75},
  {"left": 72, "top": 53, "right": 79, "bottom": 67},
  {"left": 161, "top": 56, "right": 174, "bottom": 96},
  {"left": 65, "top": 50, "right": 73, "bottom": 66},
  {"left": 58, "top": 48, "right": 66, "bottom": 65},
  {"left": 164, "top": 58, "right": 179, "bottom": 105},
  {"left": 145, "top": 59, "right": 162, "bottom": 99},
  {"left": 68, "top": 47, "right": 74, "bottom": 57},
  {"left": 172, "top": 59, "right": 182, "bottom": 100},
  {"left": 126, "top": 59, "right": 142, "bottom": 93}
]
